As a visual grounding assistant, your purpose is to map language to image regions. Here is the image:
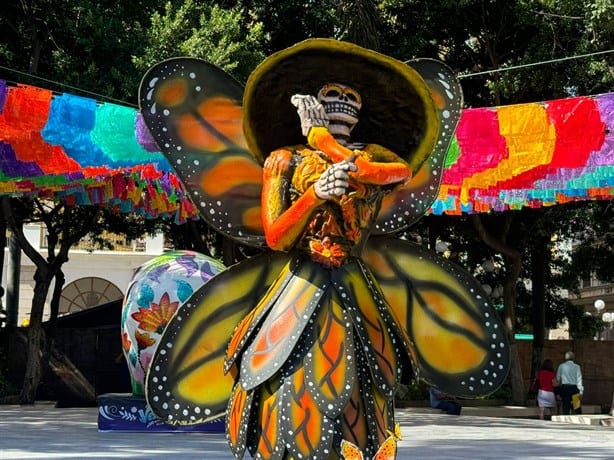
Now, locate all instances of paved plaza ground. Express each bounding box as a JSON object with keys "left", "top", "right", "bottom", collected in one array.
[{"left": 1, "top": 404, "right": 613, "bottom": 459}]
